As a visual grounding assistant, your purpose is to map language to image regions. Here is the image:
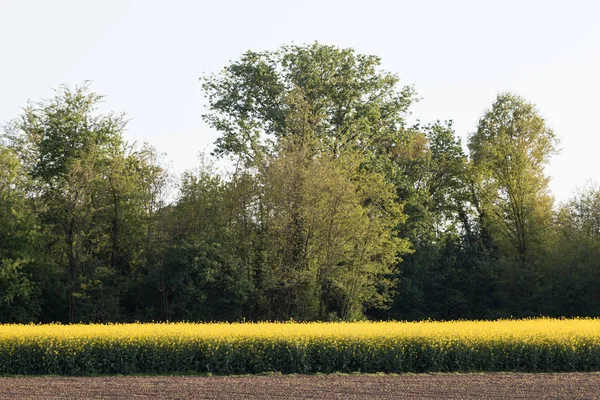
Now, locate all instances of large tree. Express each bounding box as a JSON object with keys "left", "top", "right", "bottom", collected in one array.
[
  {"left": 202, "top": 43, "right": 415, "bottom": 319},
  {"left": 260, "top": 146, "right": 408, "bottom": 320},
  {"left": 5, "top": 84, "right": 170, "bottom": 322},
  {"left": 202, "top": 42, "right": 416, "bottom": 163},
  {"left": 468, "top": 93, "right": 559, "bottom": 313}
]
